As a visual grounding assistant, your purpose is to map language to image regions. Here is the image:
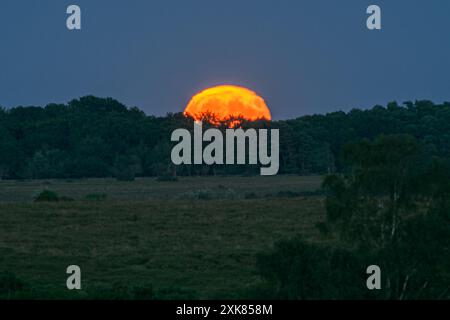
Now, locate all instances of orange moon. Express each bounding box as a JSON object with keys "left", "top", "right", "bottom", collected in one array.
[{"left": 184, "top": 85, "right": 271, "bottom": 122}]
